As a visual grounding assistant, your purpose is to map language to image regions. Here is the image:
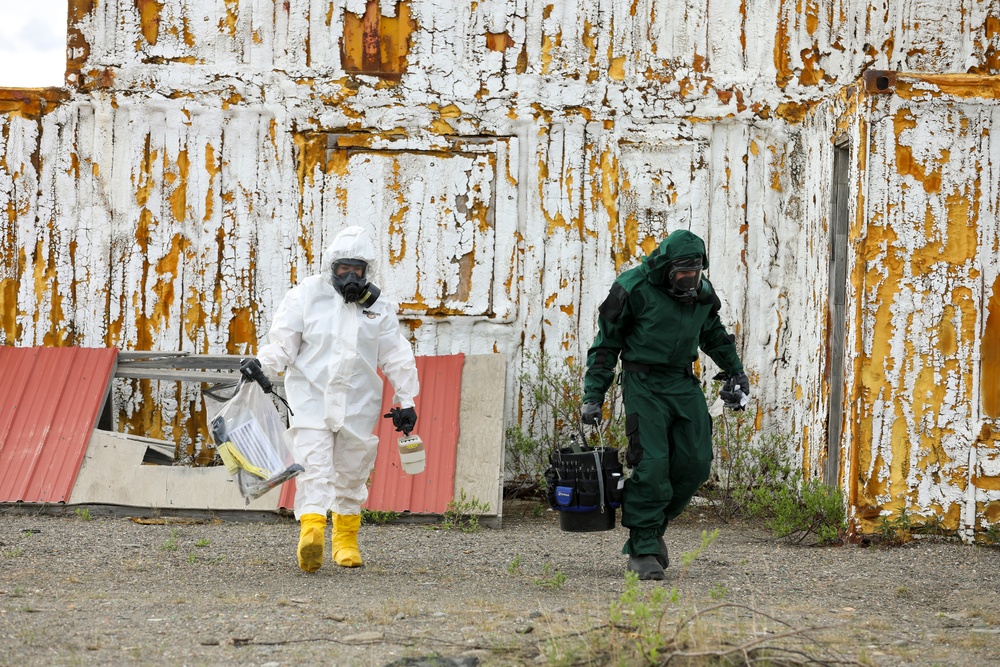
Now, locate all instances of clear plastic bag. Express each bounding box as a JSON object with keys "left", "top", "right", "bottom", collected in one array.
[{"left": 203, "top": 378, "right": 303, "bottom": 504}]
